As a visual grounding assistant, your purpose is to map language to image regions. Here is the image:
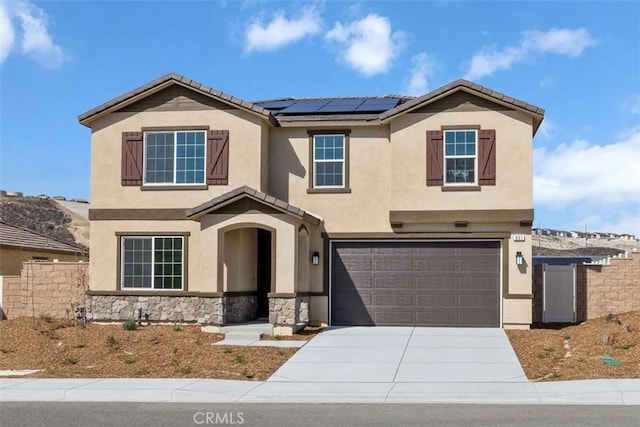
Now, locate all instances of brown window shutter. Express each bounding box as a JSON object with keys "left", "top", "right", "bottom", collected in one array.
[
  {"left": 121, "top": 132, "right": 143, "bottom": 186},
  {"left": 207, "top": 130, "right": 229, "bottom": 185},
  {"left": 478, "top": 129, "right": 496, "bottom": 185},
  {"left": 426, "top": 130, "right": 443, "bottom": 186}
]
